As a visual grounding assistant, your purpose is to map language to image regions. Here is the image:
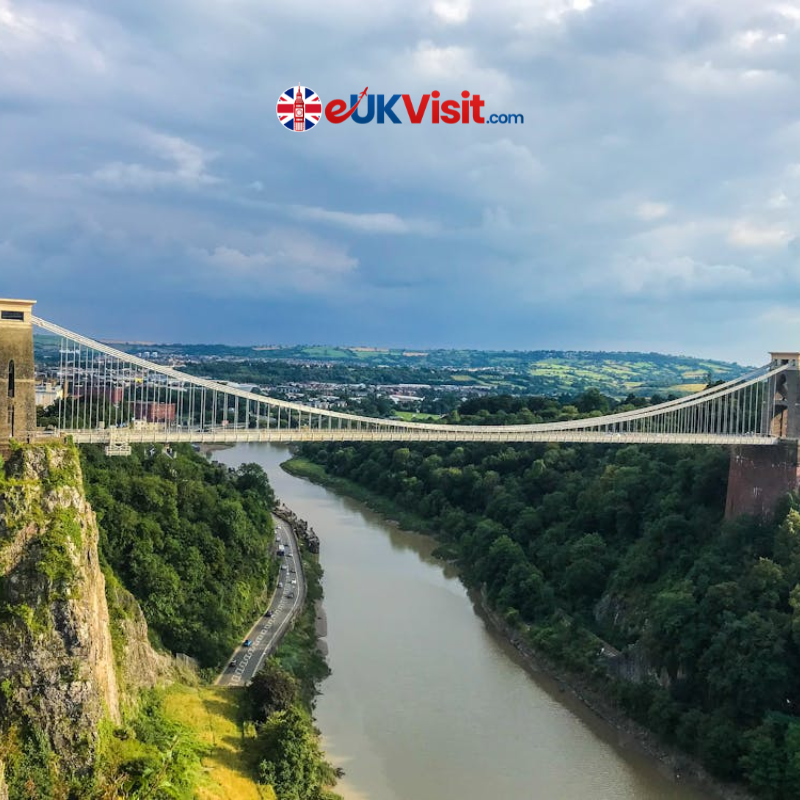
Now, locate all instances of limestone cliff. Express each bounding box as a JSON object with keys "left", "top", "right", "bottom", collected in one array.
[{"left": 0, "top": 442, "right": 166, "bottom": 794}]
